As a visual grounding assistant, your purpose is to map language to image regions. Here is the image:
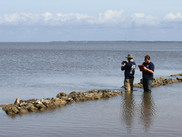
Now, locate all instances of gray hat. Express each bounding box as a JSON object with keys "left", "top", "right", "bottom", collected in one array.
[{"left": 126, "top": 54, "right": 134, "bottom": 59}]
